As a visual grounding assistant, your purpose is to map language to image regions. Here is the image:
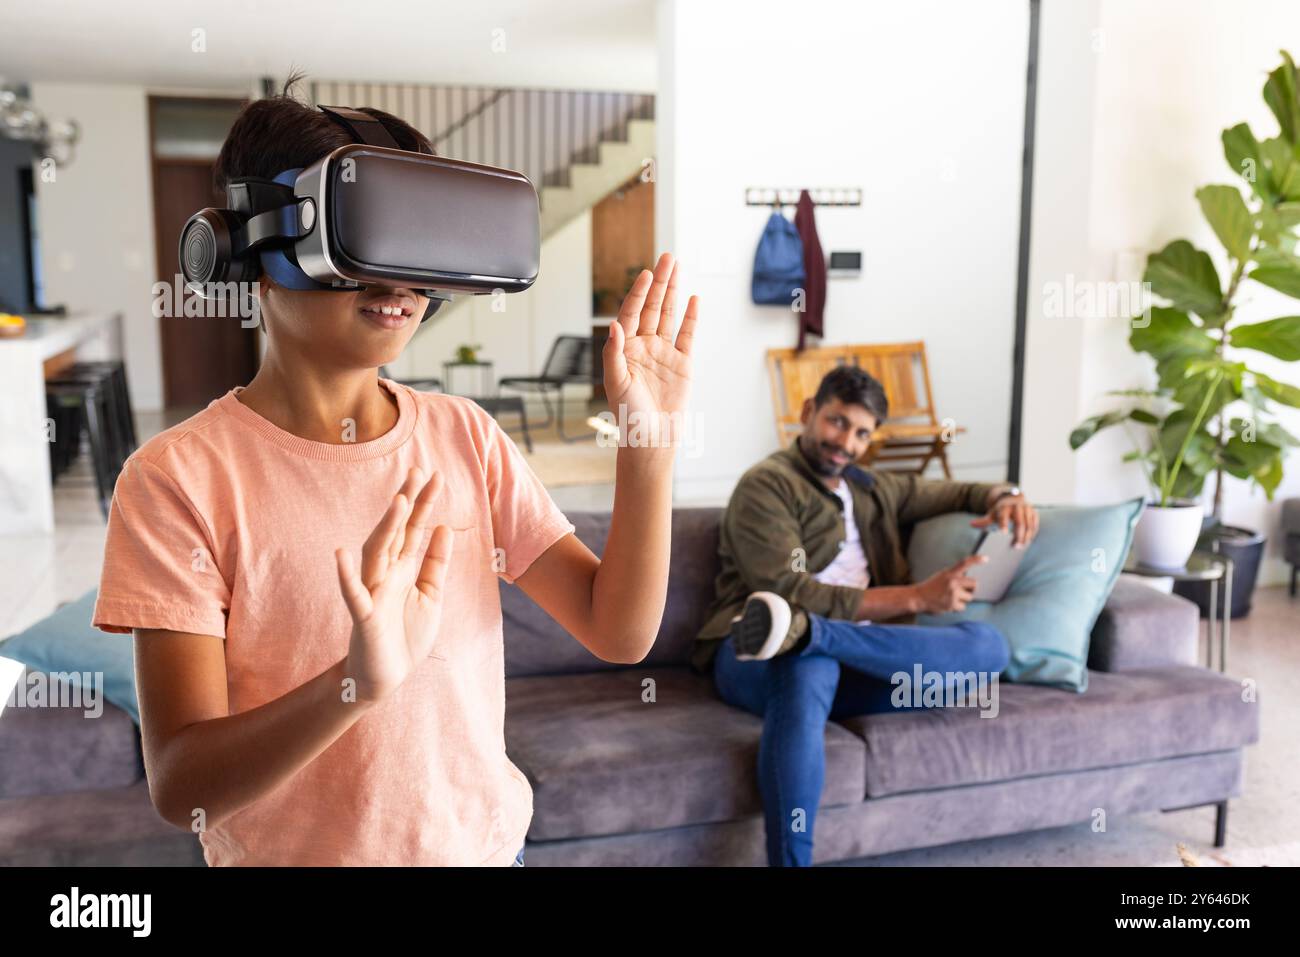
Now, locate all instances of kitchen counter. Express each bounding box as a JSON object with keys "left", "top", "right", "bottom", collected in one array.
[{"left": 0, "top": 312, "right": 123, "bottom": 535}]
